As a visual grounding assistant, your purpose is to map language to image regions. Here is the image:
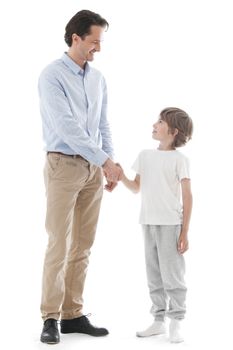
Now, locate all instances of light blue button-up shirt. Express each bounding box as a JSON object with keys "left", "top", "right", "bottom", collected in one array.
[{"left": 38, "top": 53, "right": 114, "bottom": 166}]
